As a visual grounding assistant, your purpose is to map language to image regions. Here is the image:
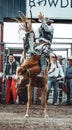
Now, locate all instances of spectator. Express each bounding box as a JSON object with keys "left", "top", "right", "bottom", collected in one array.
[
  {"left": 57, "top": 55, "right": 65, "bottom": 103},
  {"left": 57, "top": 55, "right": 66, "bottom": 74},
  {"left": 3, "top": 53, "right": 19, "bottom": 104},
  {"left": 47, "top": 53, "right": 64, "bottom": 105},
  {"left": 65, "top": 56, "right": 72, "bottom": 105},
  {"left": 36, "top": 12, "right": 54, "bottom": 78}
]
